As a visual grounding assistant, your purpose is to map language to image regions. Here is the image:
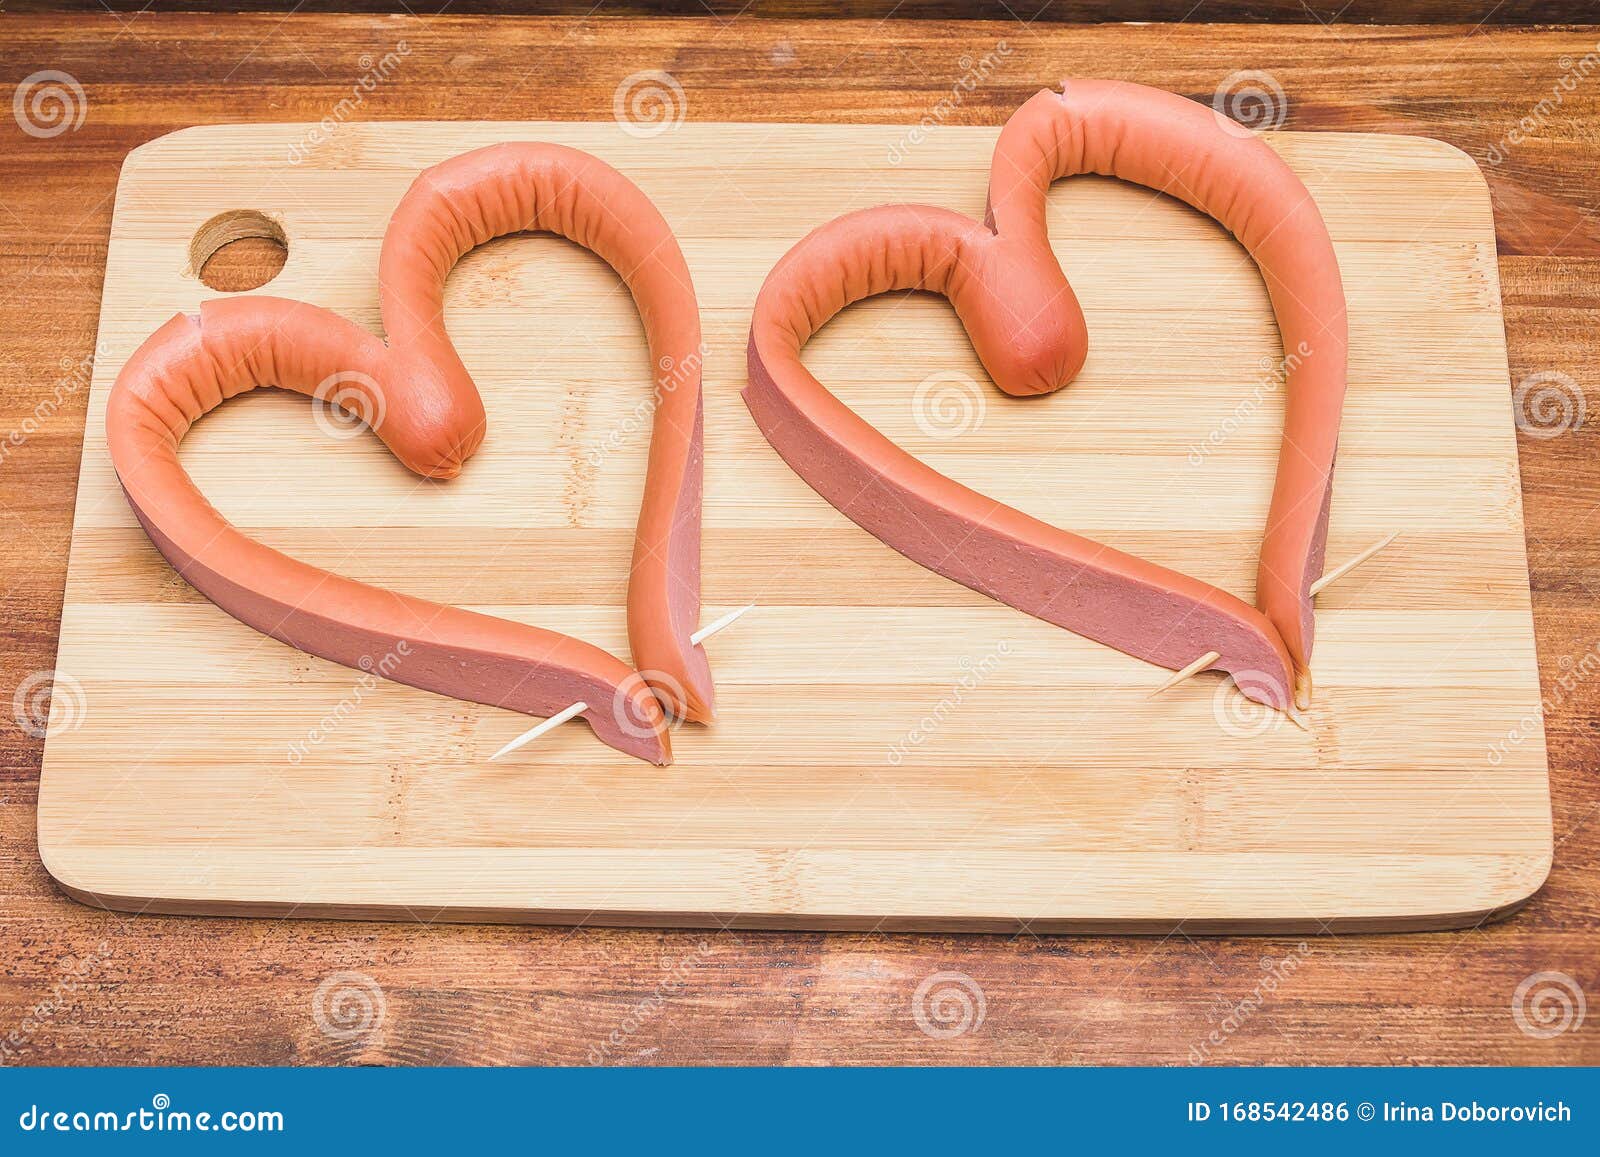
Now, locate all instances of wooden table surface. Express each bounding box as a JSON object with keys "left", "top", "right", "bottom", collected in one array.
[{"left": 2, "top": 11, "right": 1597, "bottom": 1066}]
